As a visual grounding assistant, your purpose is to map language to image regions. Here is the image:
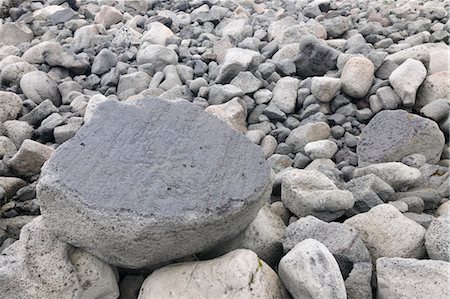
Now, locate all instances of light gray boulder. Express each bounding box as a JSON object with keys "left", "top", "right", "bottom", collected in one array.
[
  {"left": 6, "top": 139, "right": 54, "bottom": 177},
  {"left": 341, "top": 57, "right": 374, "bottom": 98},
  {"left": 286, "top": 122, "right": 331, "bottom": 153},
  {"left": 0, "top": 91, "right": 22, "bottom": 122},
  {"left": 200, "top": 204, "right": 286, "bottom": 268},
  {"left": 283, "top": 216, "right": 371, "bottom": 278},
  {"left": 353, "top": 162, "right": 421, "bottom": 190},
  {"left": 344, "top": 204, "right": 426, "bottom": 260},
  {"left": 138, "top": 249, "right": 288, "bottom": 298},
  {"left": 279, "top": 239, "right": 346, "bottom": 299},
  {"left": 281, "top": 169, "right": 354, "bottom": 221},
  {"left": 0, "top": 217, "right": 119, "bottom": 299},
  {"left": 37, "top": 98, "right": 271, "bottom": 269},
  {"left": 425, "top": 216, "right": 450, "bottom": 261},
  {"left": 20, "top": 71, "right": 61, "bottom": 106},
  {"left": 377, "top": 257, "right": 450, "bottom": 299},
  {"left": 389, "top": 58, "right": 427, "bottom": 107}
]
